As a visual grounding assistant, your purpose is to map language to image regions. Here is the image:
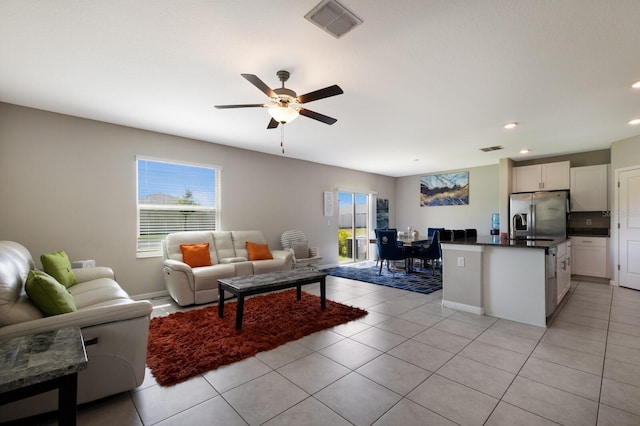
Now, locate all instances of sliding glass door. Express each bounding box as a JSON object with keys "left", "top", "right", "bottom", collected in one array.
[{"left": 338, "top": 192, "right": 369, "bottom": 264}]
